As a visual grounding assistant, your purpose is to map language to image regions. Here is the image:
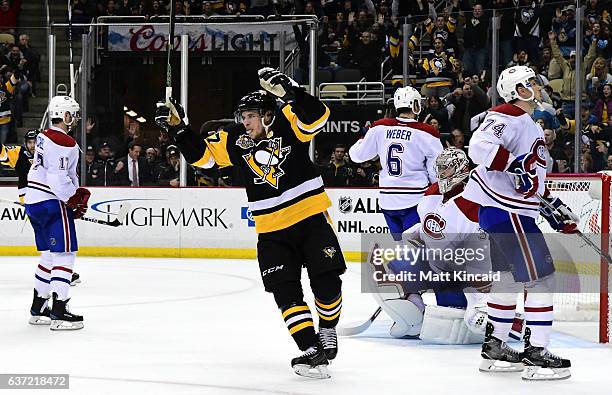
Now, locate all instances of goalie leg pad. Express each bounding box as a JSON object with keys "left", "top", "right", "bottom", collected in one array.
[{"left": 420, "top": 305, "right": 484, "bottom": 344}]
